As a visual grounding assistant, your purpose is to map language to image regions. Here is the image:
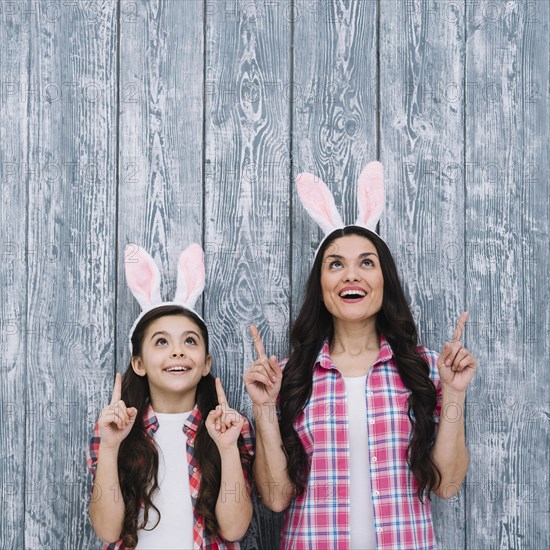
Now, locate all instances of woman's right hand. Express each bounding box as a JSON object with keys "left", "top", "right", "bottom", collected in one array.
[
  {"left": 97, "top": 373, "right": 137, "bottom": 450},
  {"left": 243, "top": 325, "right": 282, "bottom": 407}
]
